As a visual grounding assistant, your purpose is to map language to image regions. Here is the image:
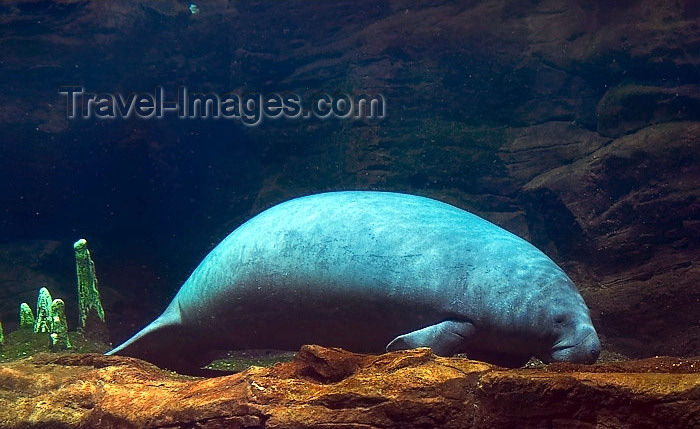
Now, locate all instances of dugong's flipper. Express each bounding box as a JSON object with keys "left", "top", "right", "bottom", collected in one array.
[{"left": 386, "top": 320, "right": 475, "bottom": 356}]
